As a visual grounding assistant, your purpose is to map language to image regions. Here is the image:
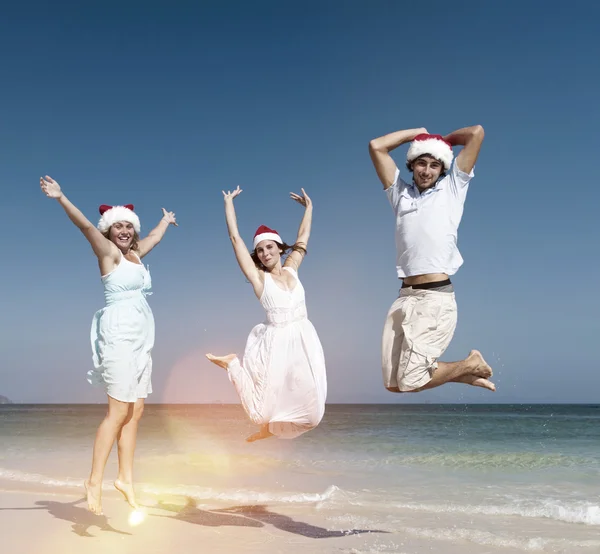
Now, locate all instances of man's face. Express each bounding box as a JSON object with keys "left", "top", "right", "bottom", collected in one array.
[{"left": 412, "top": 155, "right": 443, "bottom": 190}]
